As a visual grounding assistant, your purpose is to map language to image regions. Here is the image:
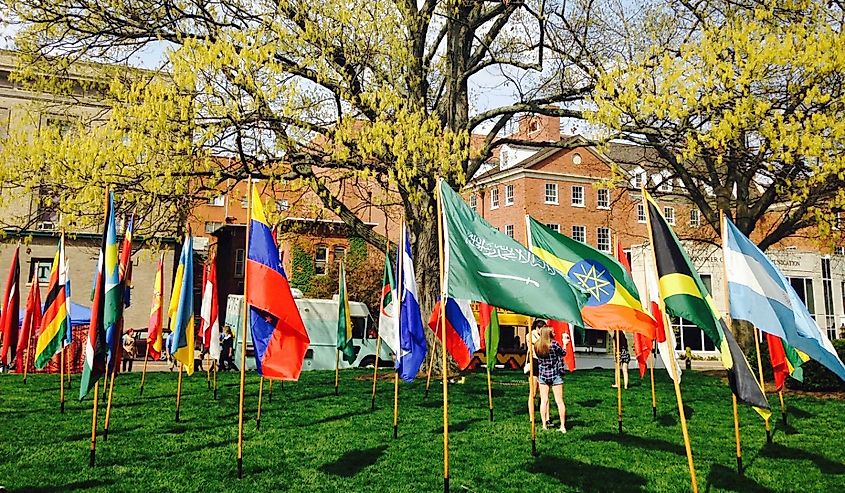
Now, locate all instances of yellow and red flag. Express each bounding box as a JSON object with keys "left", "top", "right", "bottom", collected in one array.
[{"left": 147, "top": 253, "right": 165, "bottom": 360}]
